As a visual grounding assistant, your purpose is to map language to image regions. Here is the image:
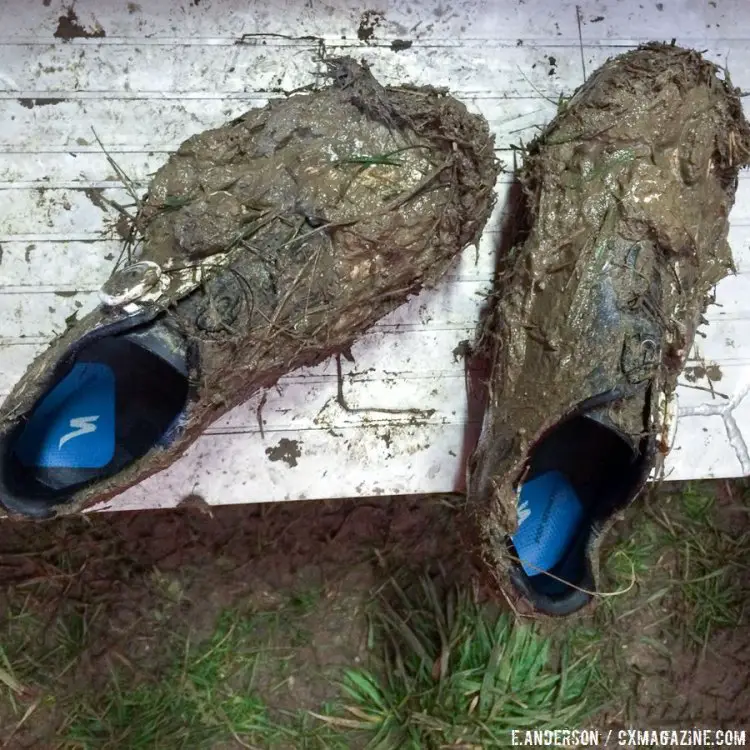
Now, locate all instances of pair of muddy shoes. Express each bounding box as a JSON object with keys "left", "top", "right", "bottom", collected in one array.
[{"left": 1, "top": 45, "right": 748, "bottom": 617}]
